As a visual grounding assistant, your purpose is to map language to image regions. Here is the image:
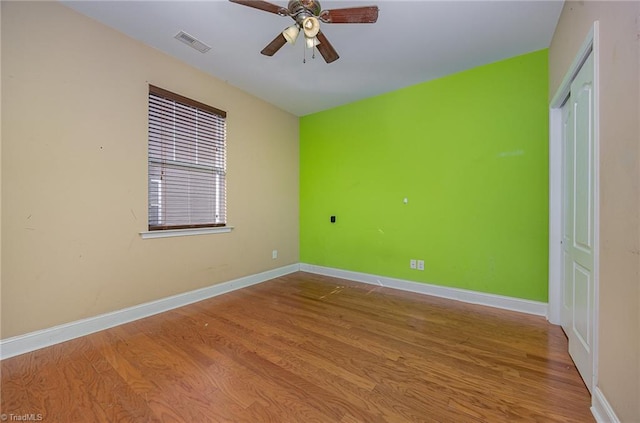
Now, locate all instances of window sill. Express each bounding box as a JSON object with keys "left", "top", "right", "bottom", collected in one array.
[{"left": 139, "top": 226, "right": 234, "bottom": 239}]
